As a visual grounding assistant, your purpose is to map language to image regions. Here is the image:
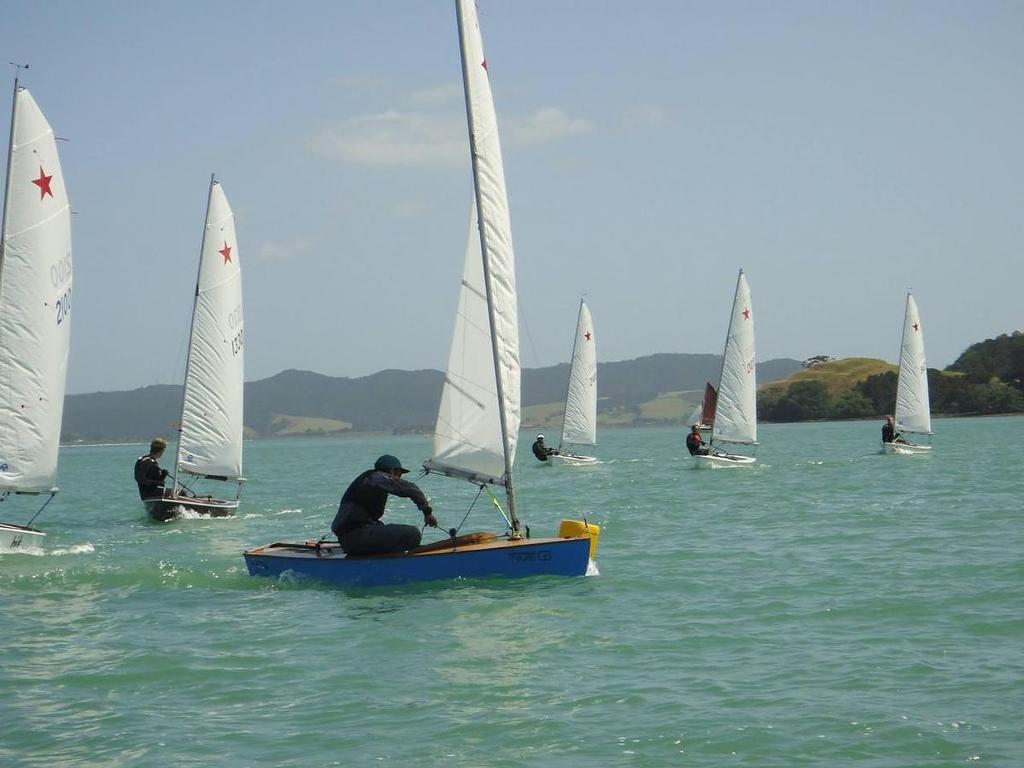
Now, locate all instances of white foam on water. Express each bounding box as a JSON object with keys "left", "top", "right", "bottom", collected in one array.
[
  {"left": 586, "top": 559, "right": 600, "bottom": 576},
  {"left": 50, "top": 542, "right": 96, "bottom": 556}
]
